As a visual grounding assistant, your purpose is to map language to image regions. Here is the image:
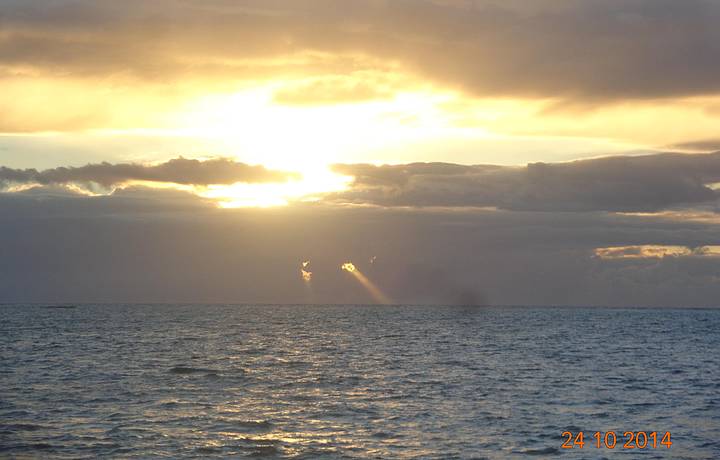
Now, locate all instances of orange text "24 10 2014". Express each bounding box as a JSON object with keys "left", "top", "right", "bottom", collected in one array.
[{"left": 561, "top": 431, "right": 672, "bottom": 449}]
